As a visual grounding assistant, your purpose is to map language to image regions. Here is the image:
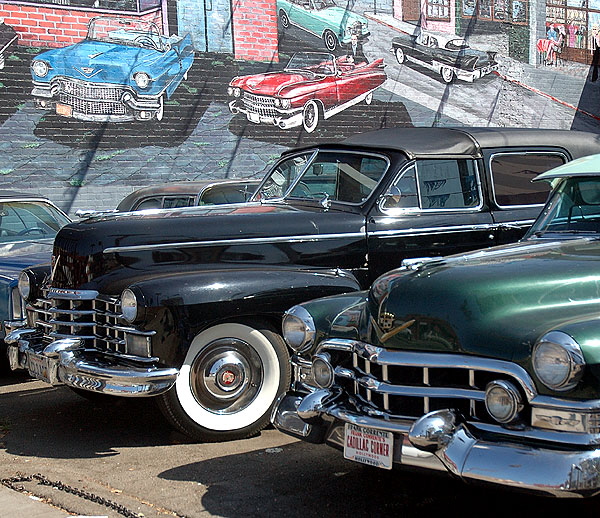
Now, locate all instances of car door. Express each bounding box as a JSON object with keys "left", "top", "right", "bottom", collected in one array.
[
  {"left": 366, "top": 157, "right": 496, "bottom": 282},
  {"left": 484, "top": 149, "right": 568, "bottom": 244}
]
